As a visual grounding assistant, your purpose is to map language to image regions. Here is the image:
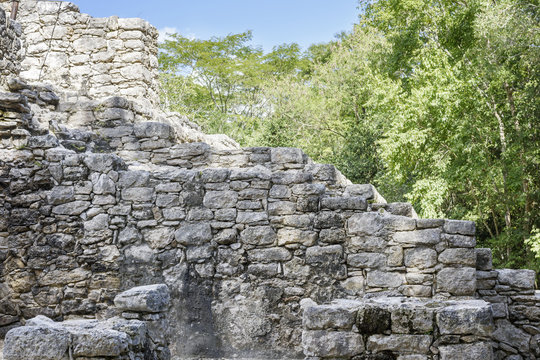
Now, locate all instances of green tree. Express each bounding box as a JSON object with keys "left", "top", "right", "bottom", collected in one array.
[{"left": 363, "top": 0, "right": 539, "bottom": 271}]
